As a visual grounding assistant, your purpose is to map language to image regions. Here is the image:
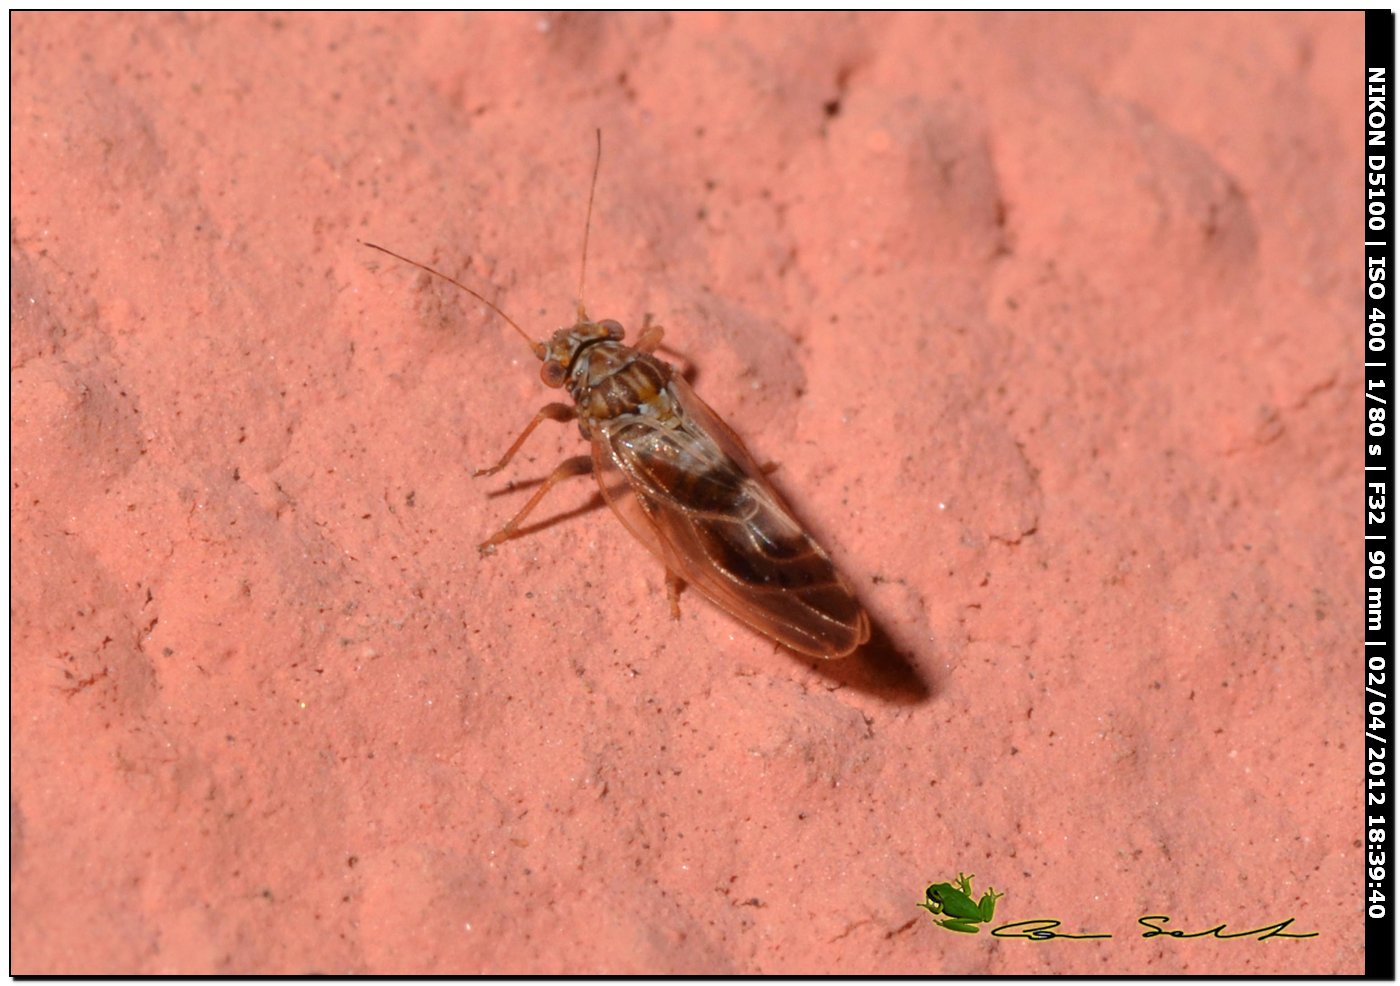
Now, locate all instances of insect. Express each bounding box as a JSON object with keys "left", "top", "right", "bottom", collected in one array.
[{"left": 363, "top": 133, "right": 870, "bottom": 658}]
